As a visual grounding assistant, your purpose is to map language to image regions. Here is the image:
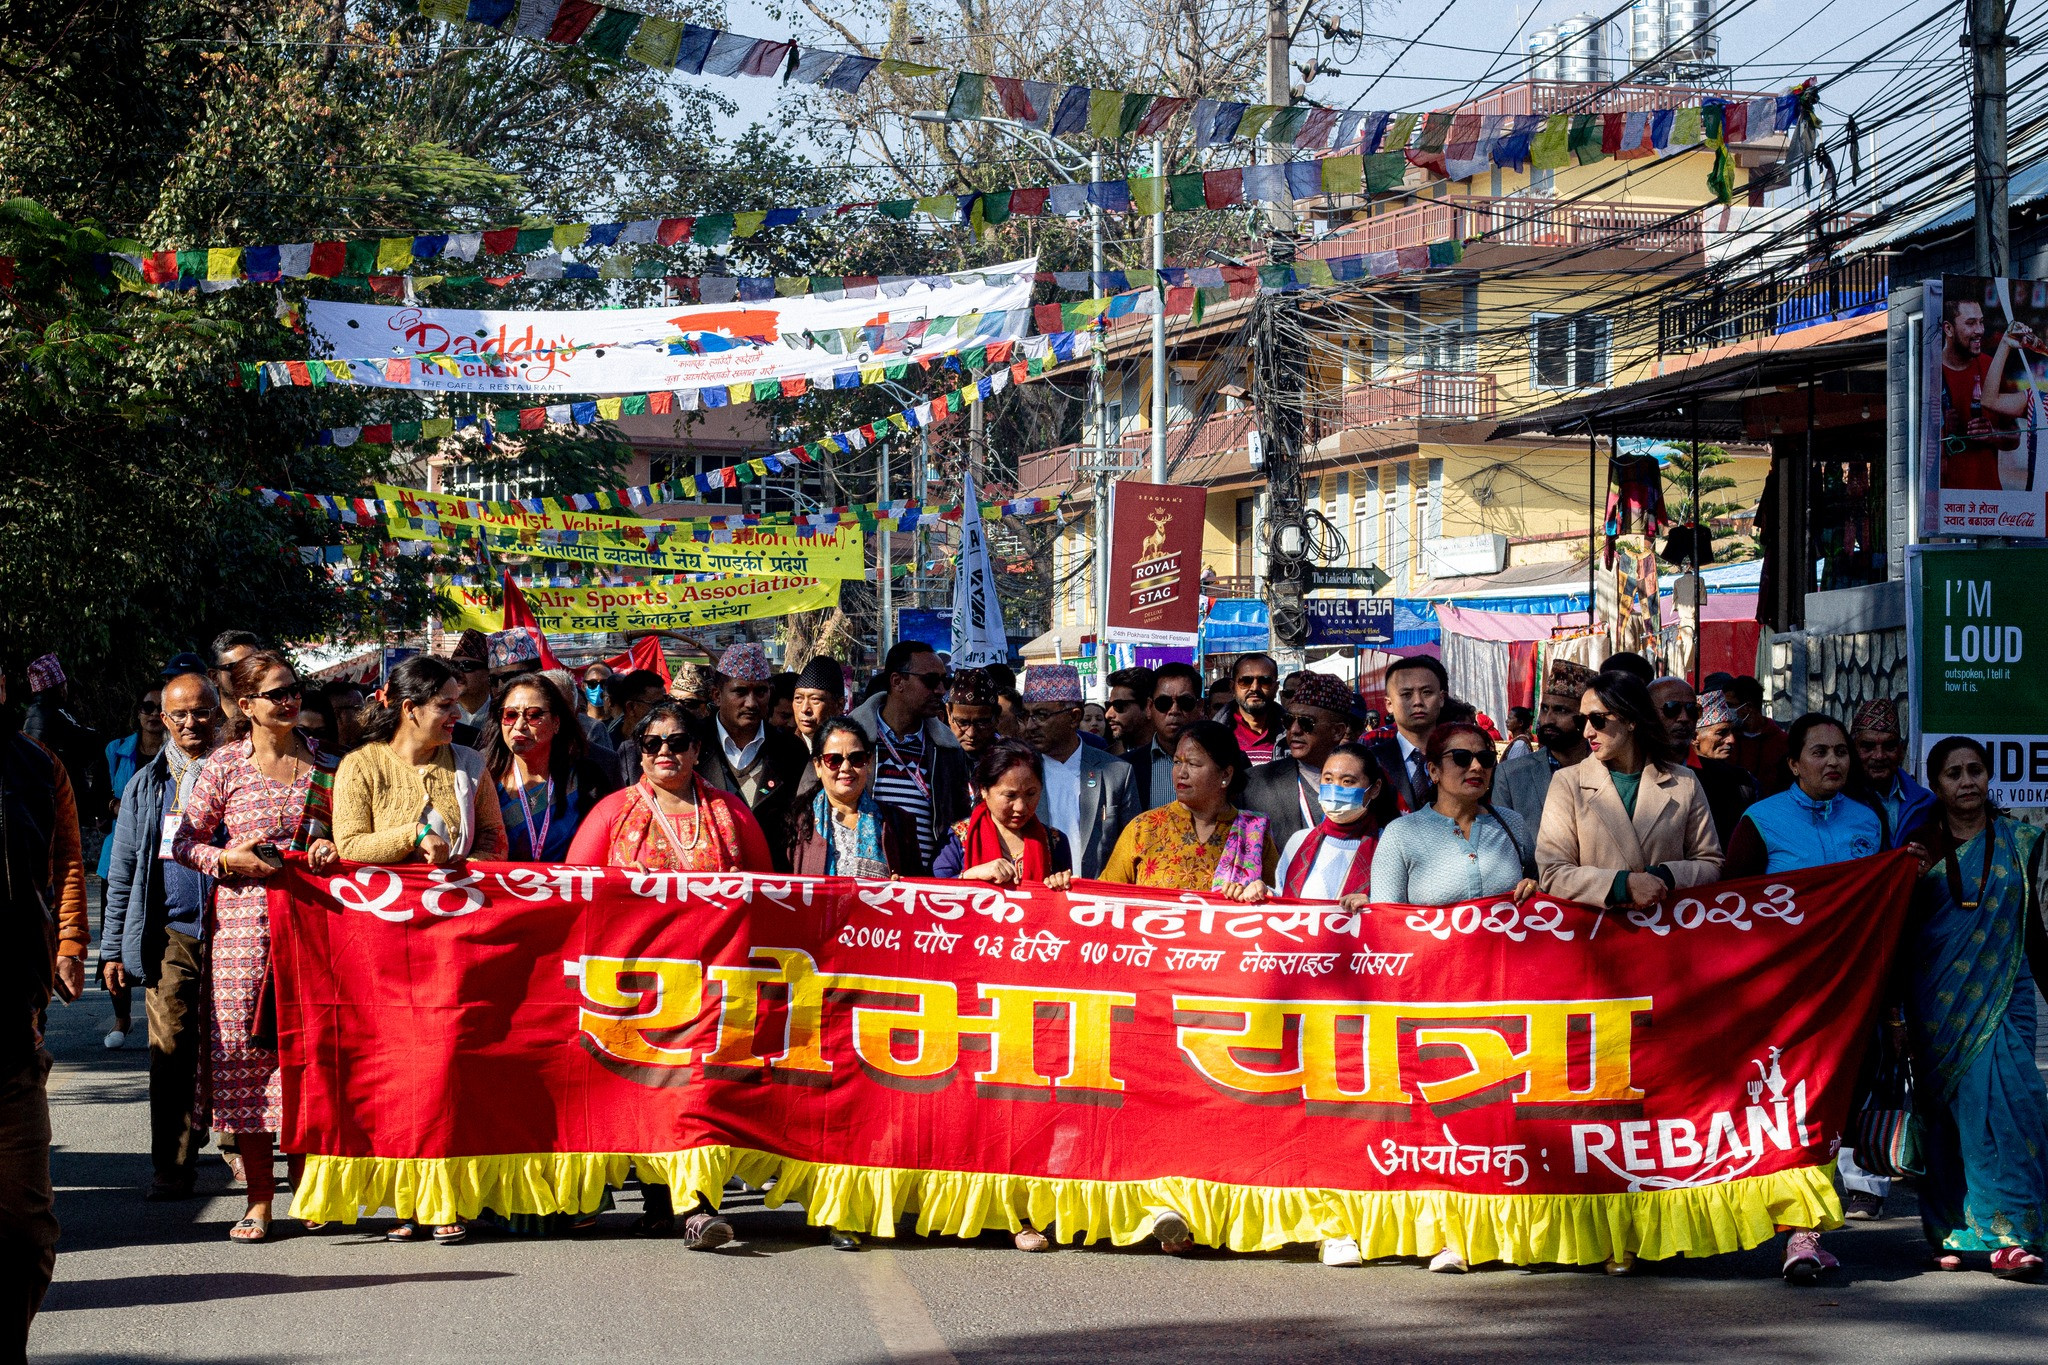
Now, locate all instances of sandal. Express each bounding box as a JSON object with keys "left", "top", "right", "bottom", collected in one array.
[
  {"left": 1936, "top": 1253, "right": 1965, "bottom": 1271},
  {"left": 229, "top": 1216, "right": 270, "bottom": 1243},
  {"left": 1014, "top": 1226, "right": 1051, "bottom": 1253},
  {"left": 431, "top": 1222, "right": 468, "bottom": 1245},
  {"left": 1991, "top": 1247, "right": 2044, "bottom": 1280},
  {"left": 386, "top": 1221, "right": 419, "bottom": 1243}
]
